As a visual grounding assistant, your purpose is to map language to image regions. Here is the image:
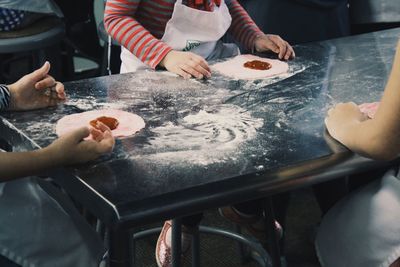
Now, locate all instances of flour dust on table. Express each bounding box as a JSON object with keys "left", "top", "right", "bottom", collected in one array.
[{"left": 135, "top": 104, "right": 264, "bottom": 165}]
